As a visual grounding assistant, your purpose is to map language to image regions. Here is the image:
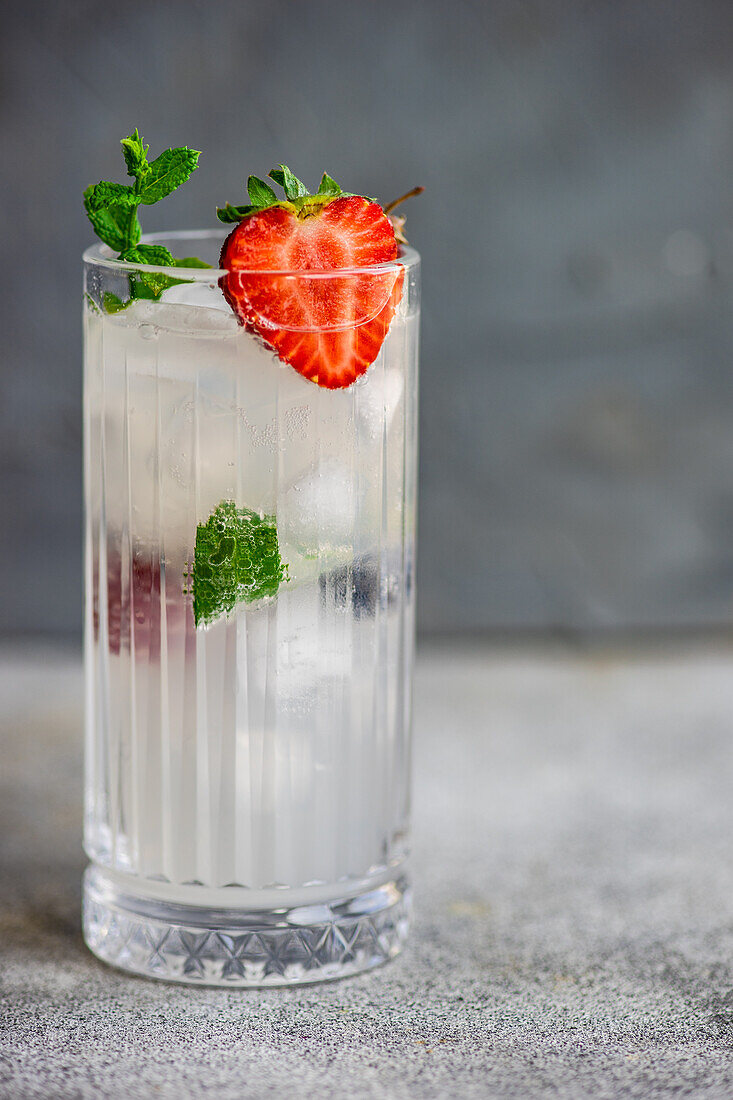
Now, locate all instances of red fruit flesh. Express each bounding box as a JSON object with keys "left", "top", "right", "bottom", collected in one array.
[
  {"left": 93, "top": 549, "right": 187, "bottom": 656},
  {"left": 219, "top": 196, "right": 403, "bottom": 389}
]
